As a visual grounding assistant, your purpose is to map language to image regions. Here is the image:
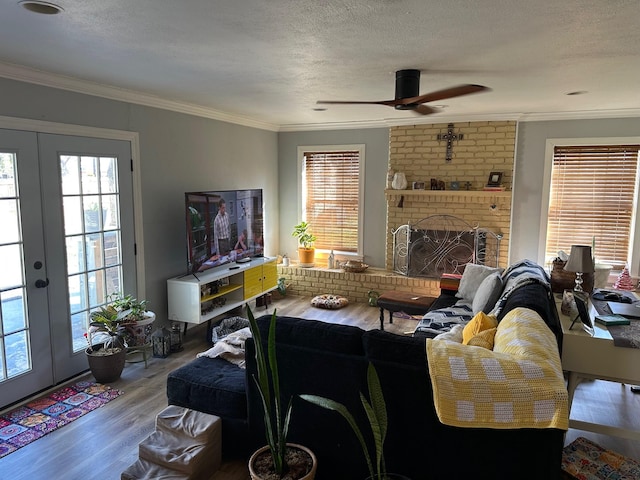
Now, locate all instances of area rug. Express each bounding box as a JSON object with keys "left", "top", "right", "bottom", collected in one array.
[
  {"left": 0, "top": 380, "right": 123, "bottom": 458},
  {"left": 562, "top": 436, "right": 640, "bottom": 479},
  {"left": 392, "top": 311, "right": 424, "bottom": 320}
]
